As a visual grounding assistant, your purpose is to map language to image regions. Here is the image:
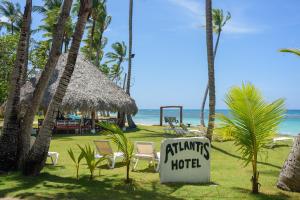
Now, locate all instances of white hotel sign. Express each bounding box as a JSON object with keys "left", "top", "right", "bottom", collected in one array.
[{"left": 159, "top": 137, "right": 211, "bottom": 183}]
